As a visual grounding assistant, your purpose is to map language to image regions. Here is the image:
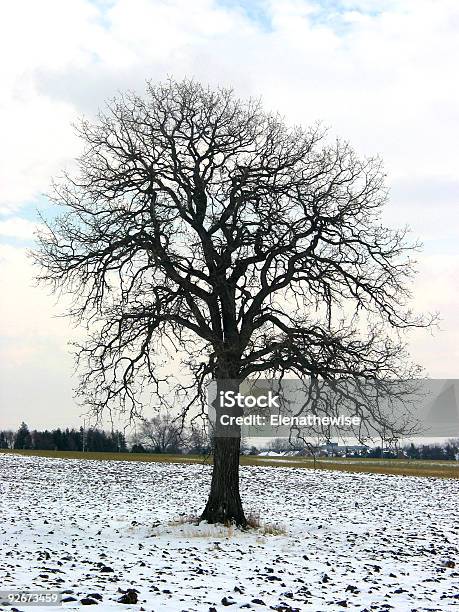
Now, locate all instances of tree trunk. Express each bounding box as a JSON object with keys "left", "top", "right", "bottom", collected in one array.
[
  {"left": 200, "top": 375, "right": 247, "bottom": 527},
  {"left": 200, "top": 435, "right": 246, "bottom": 526}
]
